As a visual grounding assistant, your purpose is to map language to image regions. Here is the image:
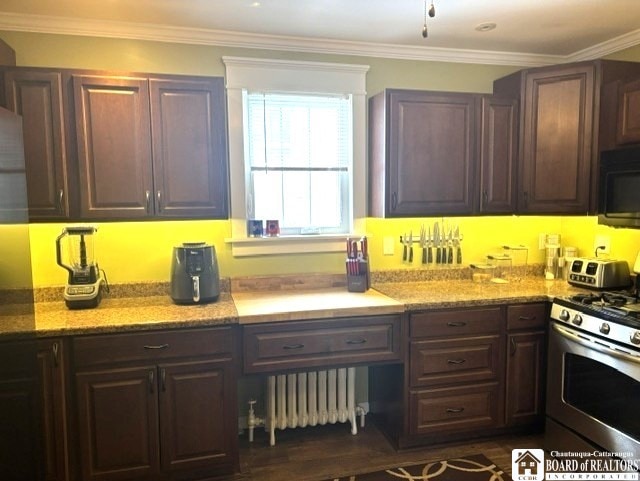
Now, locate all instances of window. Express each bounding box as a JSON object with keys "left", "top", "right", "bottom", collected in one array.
[
  {"left": 244, "top": 91, "right": 352, "bottom": 235},
  {"left": 224, "top": 57, "right": 369, "bottom": 256}
]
